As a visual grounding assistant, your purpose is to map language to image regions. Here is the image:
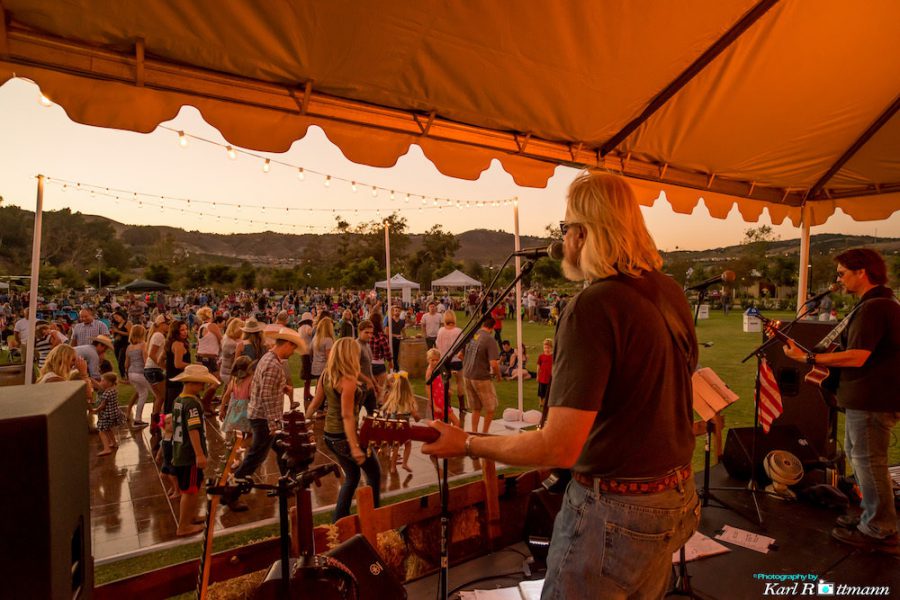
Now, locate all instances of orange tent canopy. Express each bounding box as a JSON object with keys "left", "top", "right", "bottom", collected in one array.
[{"left": 1, "top": 0, "right": 898, "bottom": 226}]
